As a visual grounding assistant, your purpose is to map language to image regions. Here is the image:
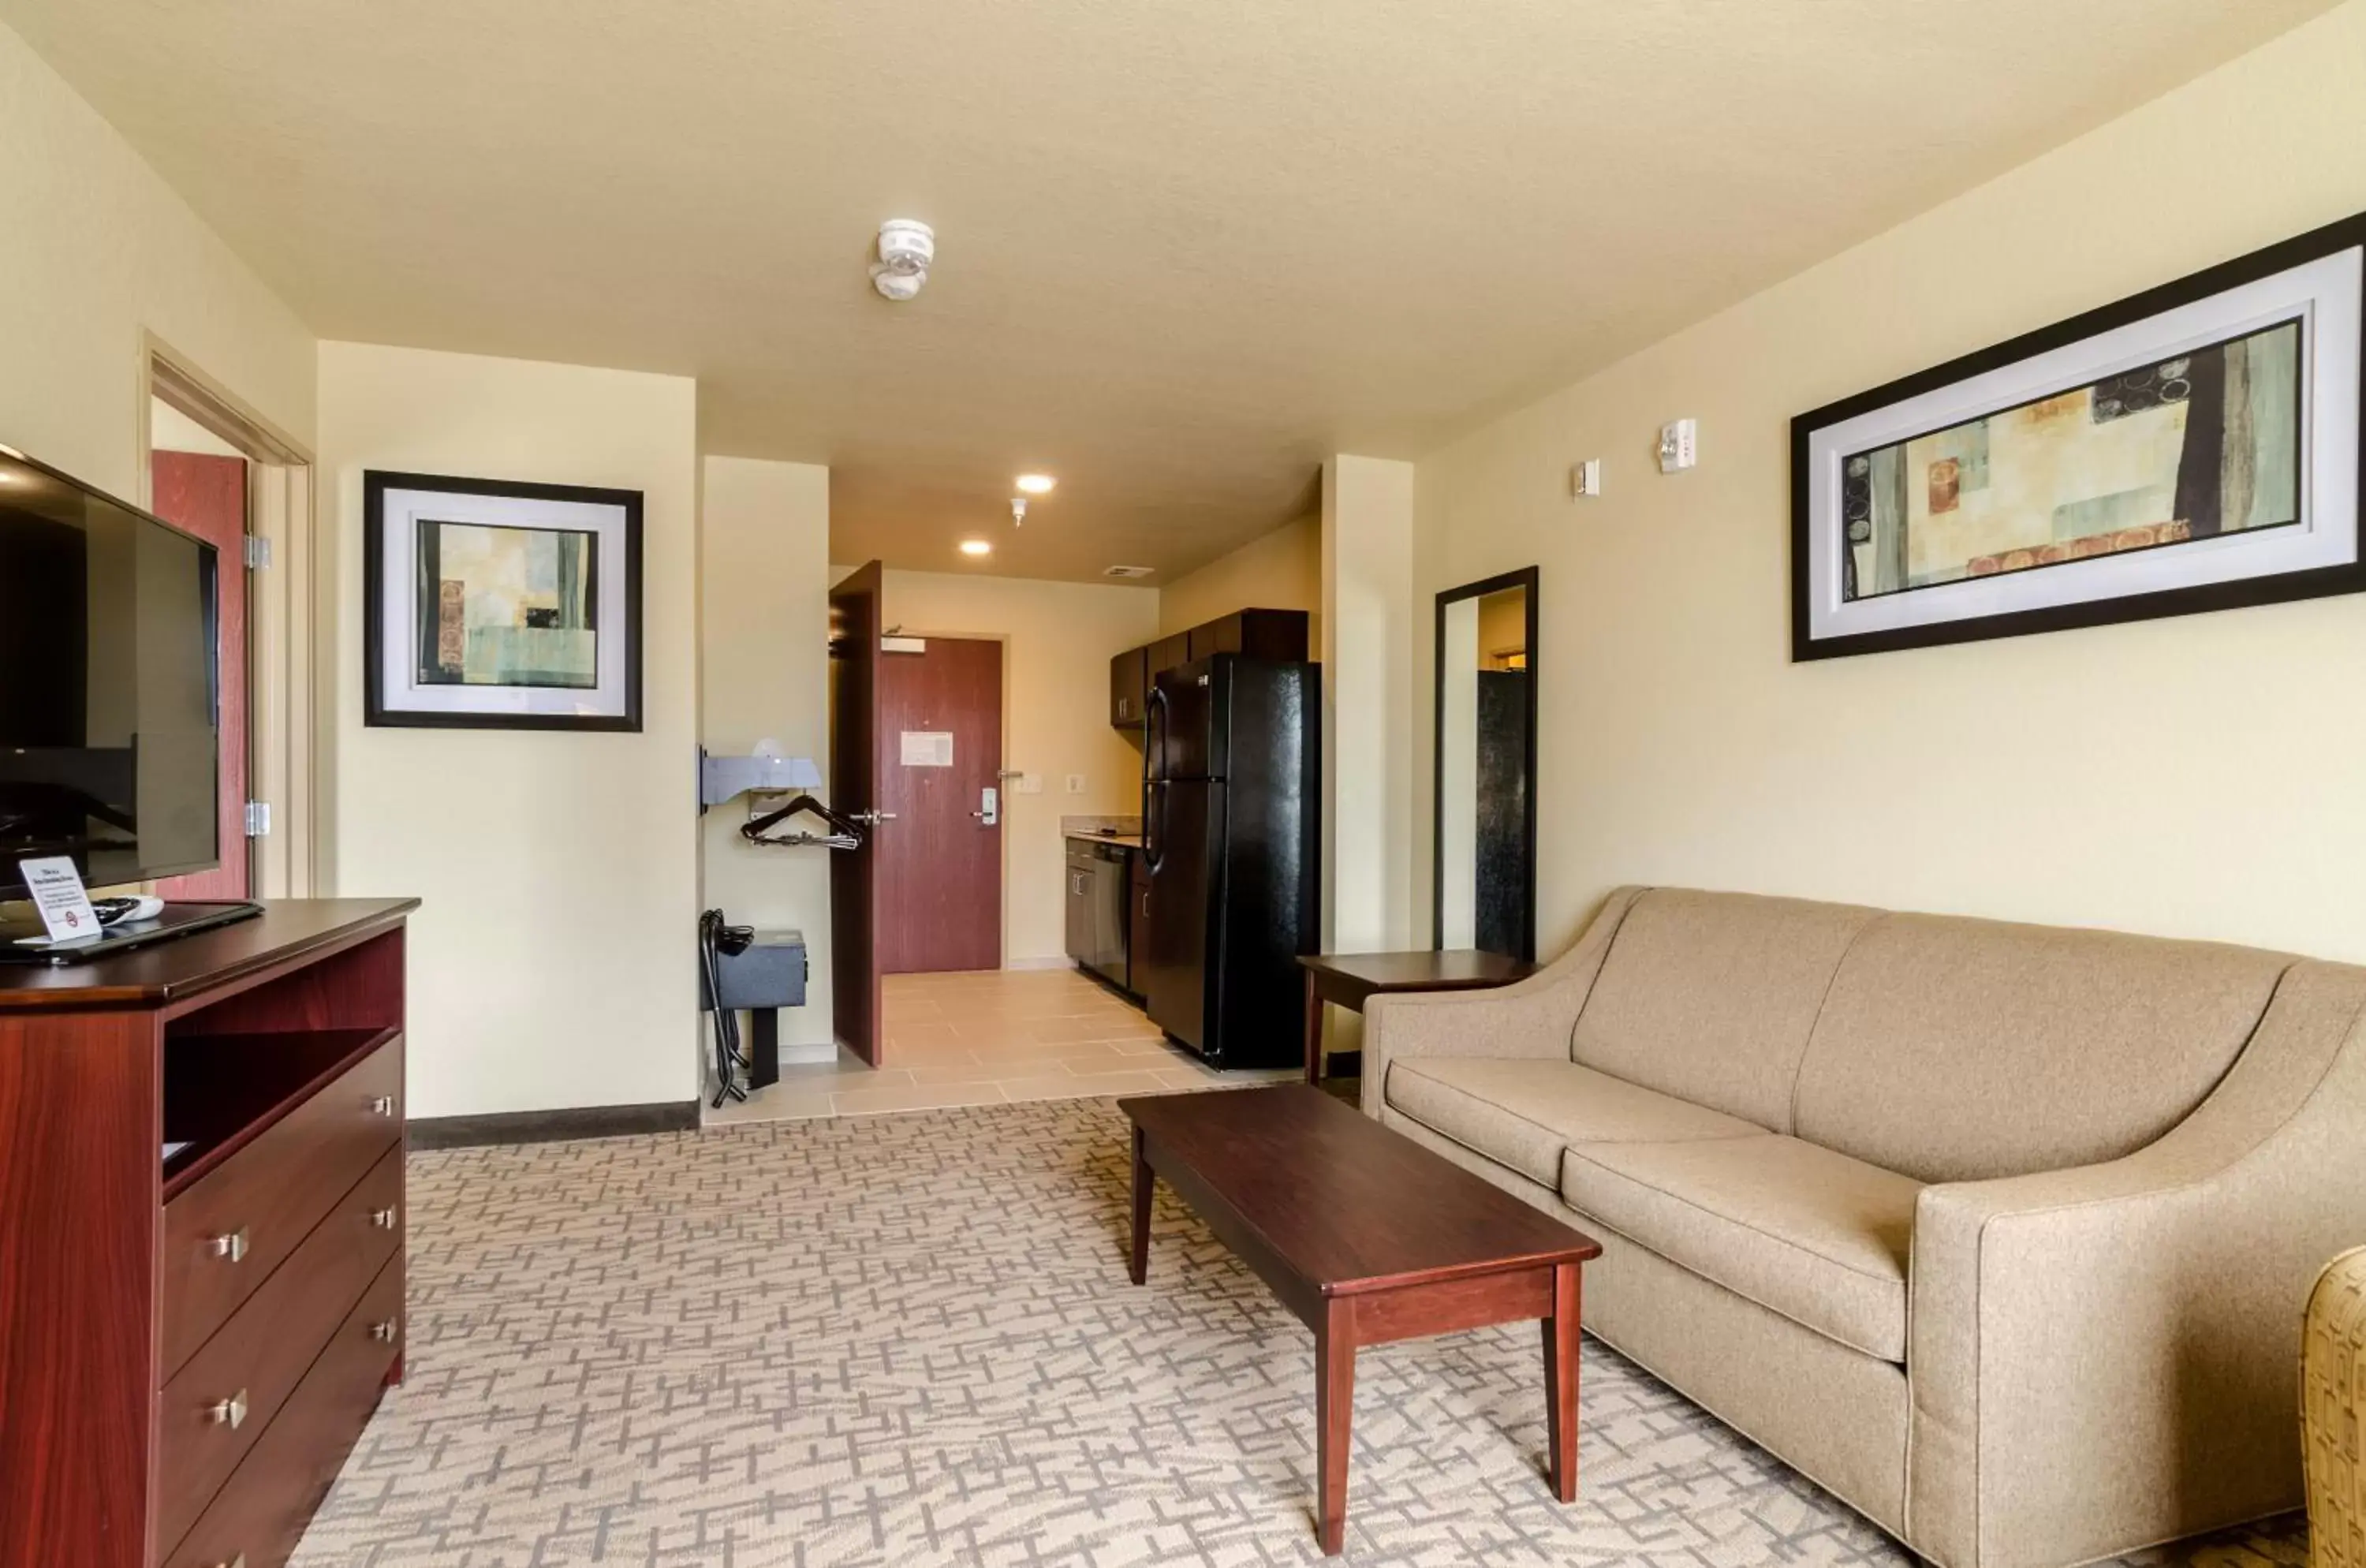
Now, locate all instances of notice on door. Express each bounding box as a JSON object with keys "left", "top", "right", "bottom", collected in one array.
[{"left": 900, "top": 730, "right": 954, "bottom": 767}]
